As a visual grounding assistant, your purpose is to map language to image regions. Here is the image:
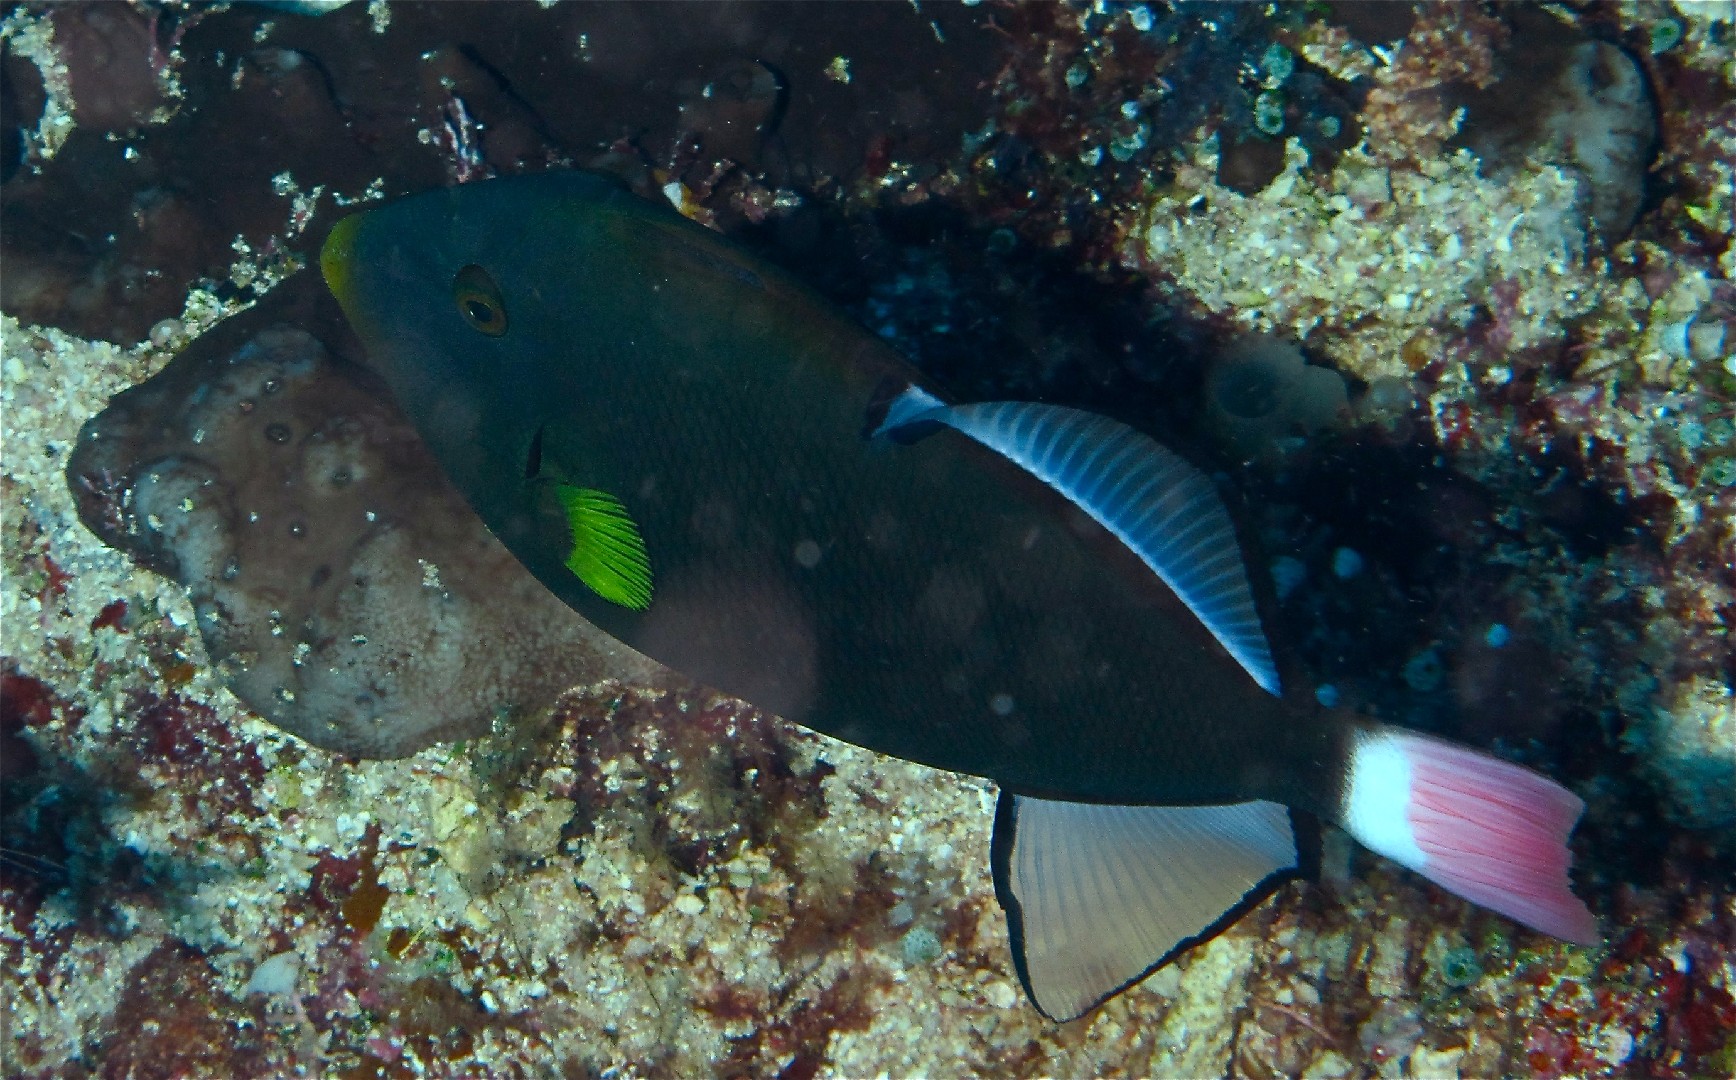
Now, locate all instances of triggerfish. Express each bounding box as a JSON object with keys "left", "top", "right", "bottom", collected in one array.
[{"left": 320, "top": 172, "right": 1596, "bottom": 1021}]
